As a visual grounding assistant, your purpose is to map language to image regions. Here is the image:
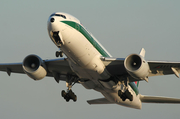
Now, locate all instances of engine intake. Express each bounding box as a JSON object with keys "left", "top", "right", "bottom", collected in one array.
[
  {"left": 23, "top": 55, "right": 47, "bottom": 80},
  {"left": 124, "top": 54, "right": 149, "bottom": 80}
]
